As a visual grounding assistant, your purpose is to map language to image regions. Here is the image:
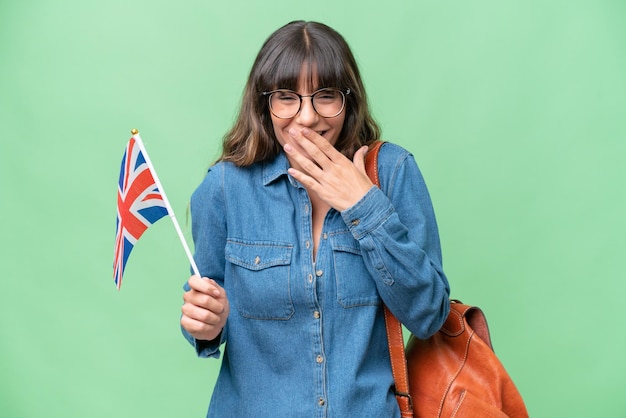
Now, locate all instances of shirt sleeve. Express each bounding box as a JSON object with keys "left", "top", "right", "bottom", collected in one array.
[
  {"left": 180, "top": 321, "right": 226, "bottom": 358},
  {"left": 180, "top": 163, "right": 228, "bottom": 358},
  {"left": 340, "top": 143, "right": 450, "bottom": 339}
]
